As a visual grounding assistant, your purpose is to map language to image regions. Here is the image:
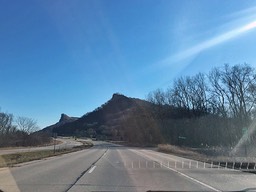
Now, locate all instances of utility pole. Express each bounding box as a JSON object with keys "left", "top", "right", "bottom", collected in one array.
[{"left": 53, "top": 133, "right": 57, "bottom": 154}]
